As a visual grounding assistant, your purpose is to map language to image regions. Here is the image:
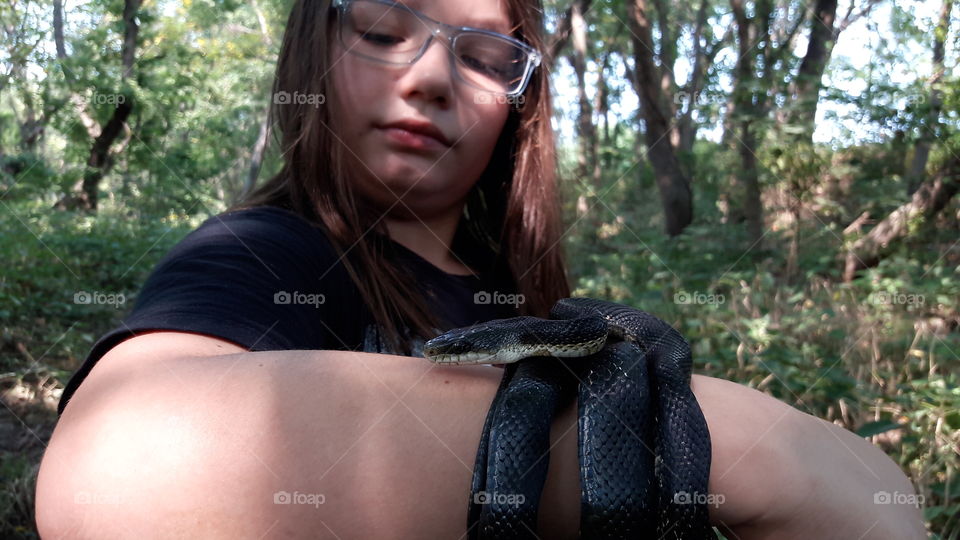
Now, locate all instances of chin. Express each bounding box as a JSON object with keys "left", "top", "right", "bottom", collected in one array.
[{"left": 376, "top": 160, "right": 448, "bottom": 190}]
